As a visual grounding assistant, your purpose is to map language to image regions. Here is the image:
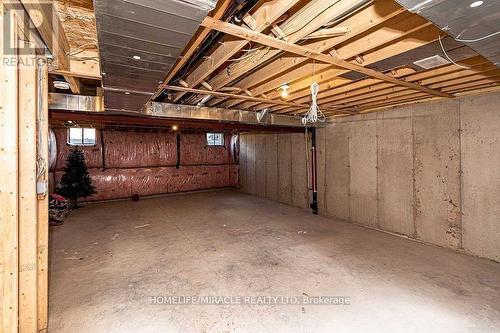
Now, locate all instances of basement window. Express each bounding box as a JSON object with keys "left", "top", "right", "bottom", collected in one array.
[
  {"left": 206, "top": 132, "right": 224, "bottom": 147},
  {"left": 68, "top": 127, "right": 96, "bottom": 146}
]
